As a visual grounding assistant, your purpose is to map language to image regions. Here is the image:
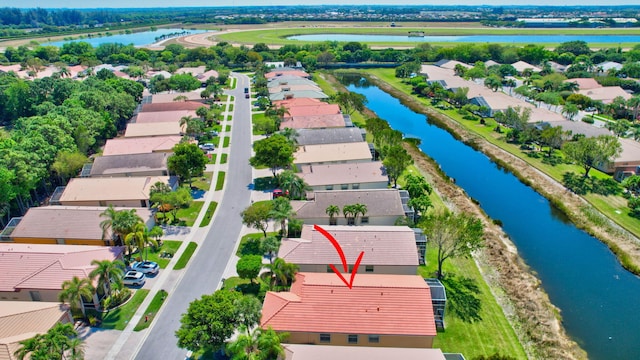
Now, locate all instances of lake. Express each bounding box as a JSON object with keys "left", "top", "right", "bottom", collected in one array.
[
  {"left": 46, "top": 28, "right": 207, "bottom": 47},
  {"left": 290, "top": 33, "right": 640, "bottom": 44},
  {"left": 342, "top": 75, "right": 640, "bottom": 359}
]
